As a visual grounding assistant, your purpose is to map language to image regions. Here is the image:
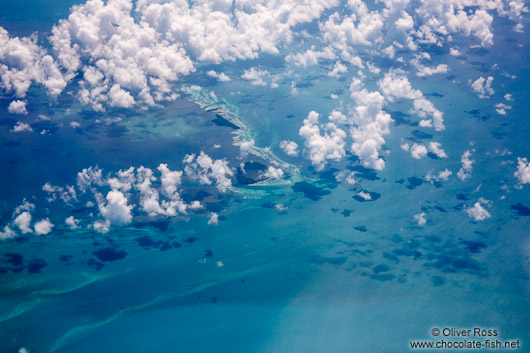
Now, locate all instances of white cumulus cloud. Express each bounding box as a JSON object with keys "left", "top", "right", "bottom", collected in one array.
[
  {"left": 241, "top": 67, "right": 269, "bottom": 86},
  {"left": 299, "top": 111, "right": 347, "bottom": 170},
  {"left": 184, "top": 152, "right": 234, "bottom": 192},
  {"left": 207, "top": 70, "right": 230, "bottom": 82},
  {"left": 457, "top": 149, "right": 474, "bottom": 181},
  {"left": 34, "top": 218, "right": 54, "bottom": 235},
  {"left": 208, "top": 212, "right": 219, "bottom": 225},
  {"left": 350, "top": 87, "right": 392, "bottom": 170},
  {"left": 515, "top": 157, "right": 530, "bottom": 184},
  {"left": 425, "top": 168, "right": 452, "bottom": 183},
  {"left": 0, "top": 27, "right": 66, "bottom": 99},
  {"left": 264, "top": 166, "right": 284, "bottom": 179},
  {"left": 466, "top": 201, "right": 491, "bottom": 221},
  {"left": 378, "top": 72, "right": 444, "bottom": 131},
  {"left": 428, "top": 142, "right": 448, "bottom": 158},
  {"left": 99, "top": 190, "right": 133, "bottom": 226},
  {"left": 0, "top": 226, "right": 16, "bottom": 240},
  {"left": 12, "top": 121, "right": 32, "bottom": 132},
  {"left": 410, "top": 143, "right": 428, "bottom": 159},
  {"left": 471, "top": 76, "right": 494, "bottom": 99},
  {"left": 65, "top": 216, "right": 80, "bottom": 230},
  {"left": 414, "top": 212, "right": 427, "bottom": 226},
  {"left": 14, "top": 212, "right": 32, "bottom": 234},
  {"left": 8, "top": 100, "right": 27, "bottom": 115},
  {"left": 280, "top": 140, "right": 299, "bottom": 156}
]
